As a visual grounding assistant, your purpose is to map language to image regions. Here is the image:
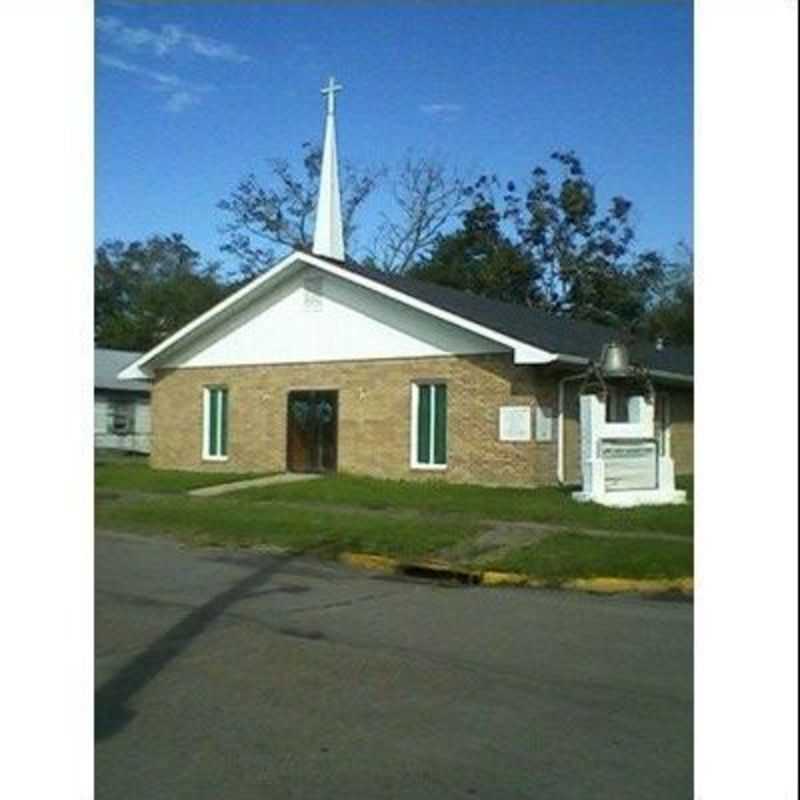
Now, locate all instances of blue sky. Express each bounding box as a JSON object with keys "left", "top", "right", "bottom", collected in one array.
[{"left": 95, "top": 1, "right": 693, "bottom": 272}]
